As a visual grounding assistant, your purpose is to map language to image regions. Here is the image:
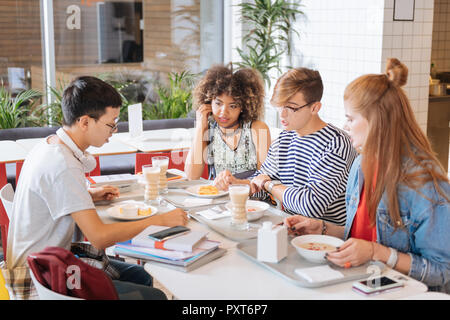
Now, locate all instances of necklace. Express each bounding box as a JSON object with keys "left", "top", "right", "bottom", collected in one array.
[{"left": 219, "top": 126, "right": 241, "bottom": 138}]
